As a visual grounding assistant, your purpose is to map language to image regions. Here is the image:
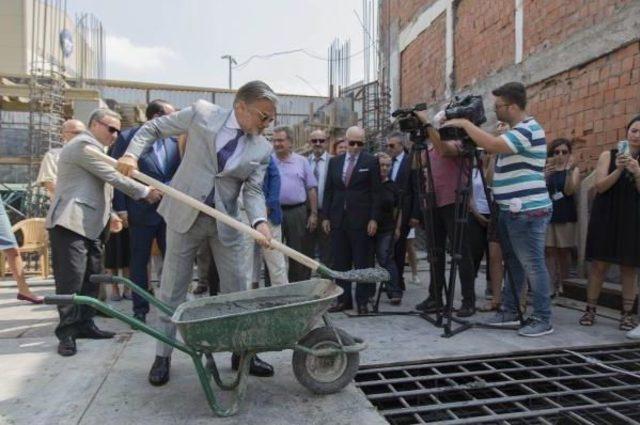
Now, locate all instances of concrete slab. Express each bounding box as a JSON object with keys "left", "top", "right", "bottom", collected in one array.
[{"left": 0, "top": 256, "right": 634, "bottom": 424}]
